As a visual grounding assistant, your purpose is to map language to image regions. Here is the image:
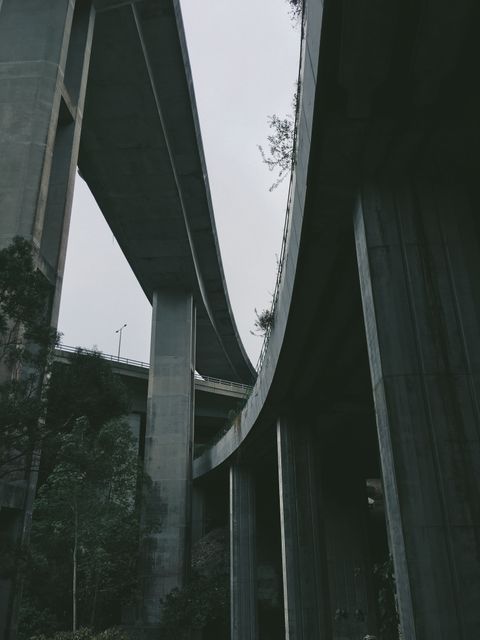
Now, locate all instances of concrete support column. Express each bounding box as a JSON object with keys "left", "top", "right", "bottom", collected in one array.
[
  {"left": 0, "top": 0, "right": 95, "bottom": 321},
  {"left": 276, "top": 416, "right": 330, "bottom": 640},
  {"left": 141, "top": 290, "right": 196, "bottom": 628},
  {"left": 323, "top": 471, "right": 377, "bottom": 639},
  {"left": 0, "top": 3, "right": 95, "bottom": 638},
  {"left": 355, "top": 182, "right": 480, "bottom": 638},
  {"left": 230, "top": 461, "right": 257, "bottom": 640}
]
